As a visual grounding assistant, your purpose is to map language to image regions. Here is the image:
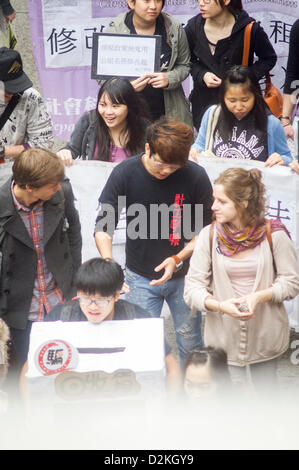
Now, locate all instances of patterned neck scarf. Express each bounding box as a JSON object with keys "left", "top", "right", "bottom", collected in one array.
[{"left": 216, "top": 219, "right": 290, "bottom": 257}]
